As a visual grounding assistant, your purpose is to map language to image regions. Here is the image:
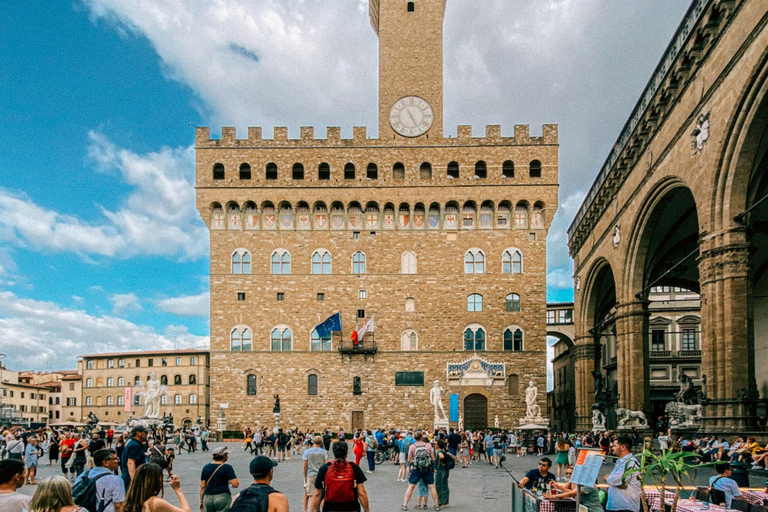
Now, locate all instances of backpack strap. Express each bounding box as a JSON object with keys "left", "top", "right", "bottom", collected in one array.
[{"left": 205, "top": 464, "right": 224, "bottom": 489}]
